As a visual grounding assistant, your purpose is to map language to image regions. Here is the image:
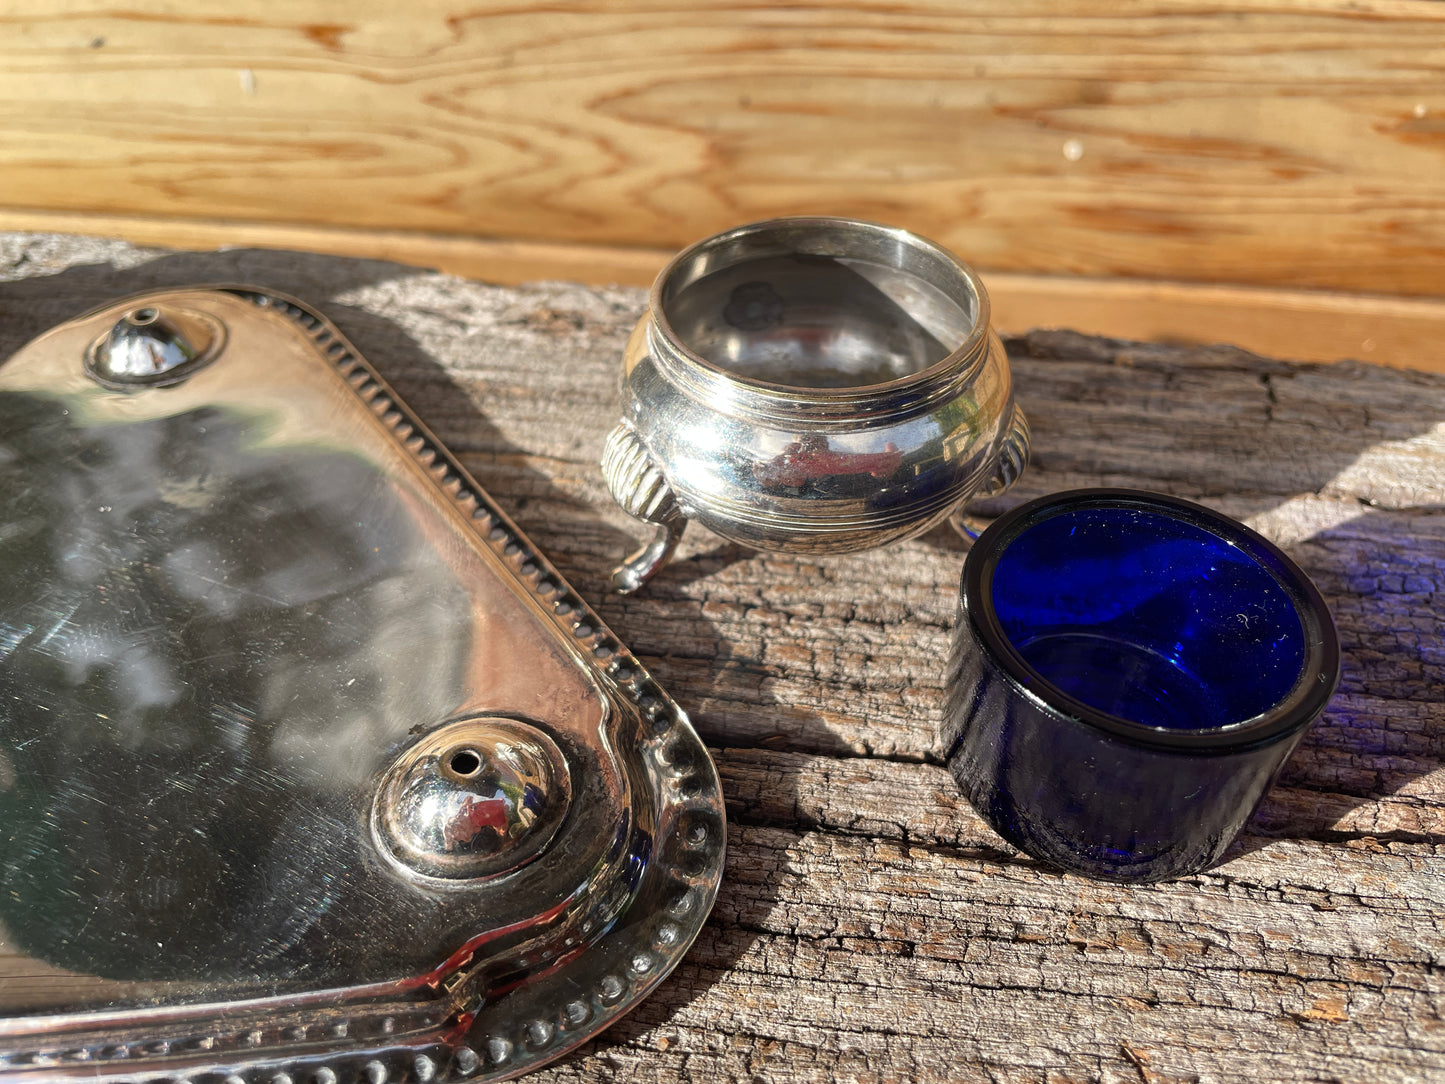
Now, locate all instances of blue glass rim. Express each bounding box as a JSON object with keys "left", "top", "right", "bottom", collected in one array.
[{"left": 962, "top": 489, "right": 1341, "bottom": 752}]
